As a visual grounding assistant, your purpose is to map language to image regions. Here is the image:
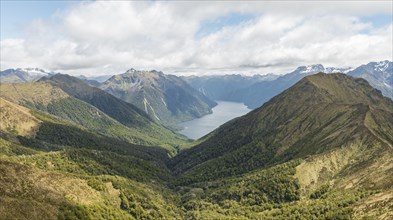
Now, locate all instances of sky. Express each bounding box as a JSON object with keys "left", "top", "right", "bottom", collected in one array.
[{"left": 1, "top": 1, "right": 392, "bottom": 76}]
